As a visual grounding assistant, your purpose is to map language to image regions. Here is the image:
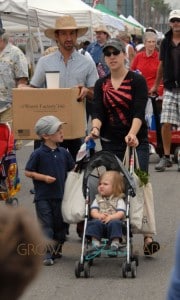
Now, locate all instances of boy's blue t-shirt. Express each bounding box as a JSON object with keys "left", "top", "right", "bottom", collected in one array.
[{"left": 25, "top": 144, "right": 75, "bottom": 201}]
